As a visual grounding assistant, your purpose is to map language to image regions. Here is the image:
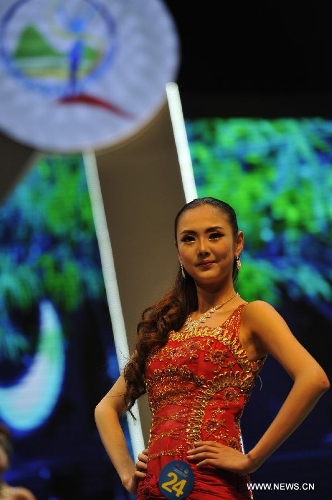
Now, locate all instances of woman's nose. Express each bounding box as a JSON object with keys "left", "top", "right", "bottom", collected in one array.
[{"left": 197, "top": 238, "right": 209, "bottom": 255}]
